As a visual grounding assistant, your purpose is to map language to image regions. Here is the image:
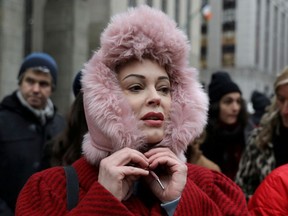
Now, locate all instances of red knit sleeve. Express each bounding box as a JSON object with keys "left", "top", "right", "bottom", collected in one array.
[
  {"left": 16, "top": 168, "right": 69, "bottom": 216},
  {"left": 15, "top": 167, "right": 136, "bottom": 216},
  {"left": 173, "top": 164, "right": 249, "bottom": 216}
]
